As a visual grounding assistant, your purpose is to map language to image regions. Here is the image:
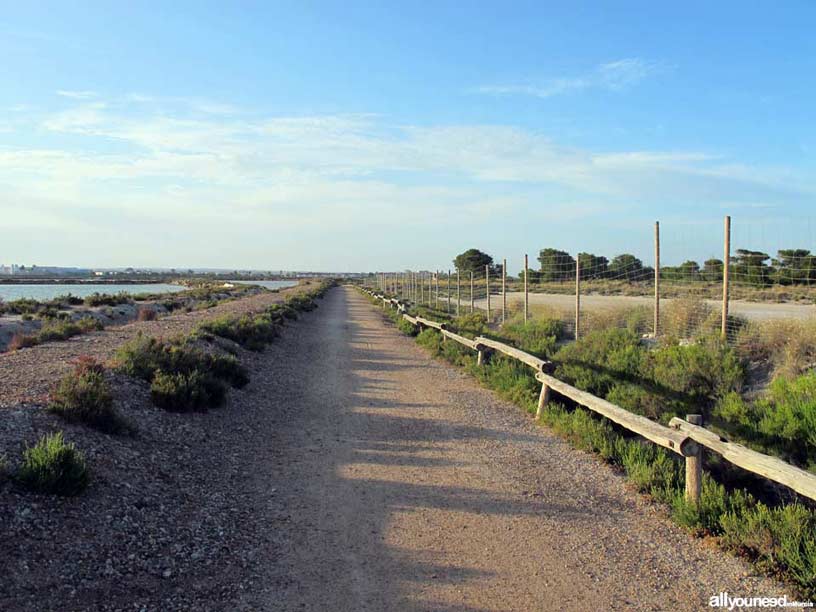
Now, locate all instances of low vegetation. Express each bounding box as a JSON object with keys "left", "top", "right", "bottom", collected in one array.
[
  {"left": 15, "top": 432, "right": 89, "bottom": 496},
  {"left": 114, "top": 334, "right": 248, "bottom": 411},
  {"left": 48, "top": 357, "right": 130, "bottom": 434}
]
